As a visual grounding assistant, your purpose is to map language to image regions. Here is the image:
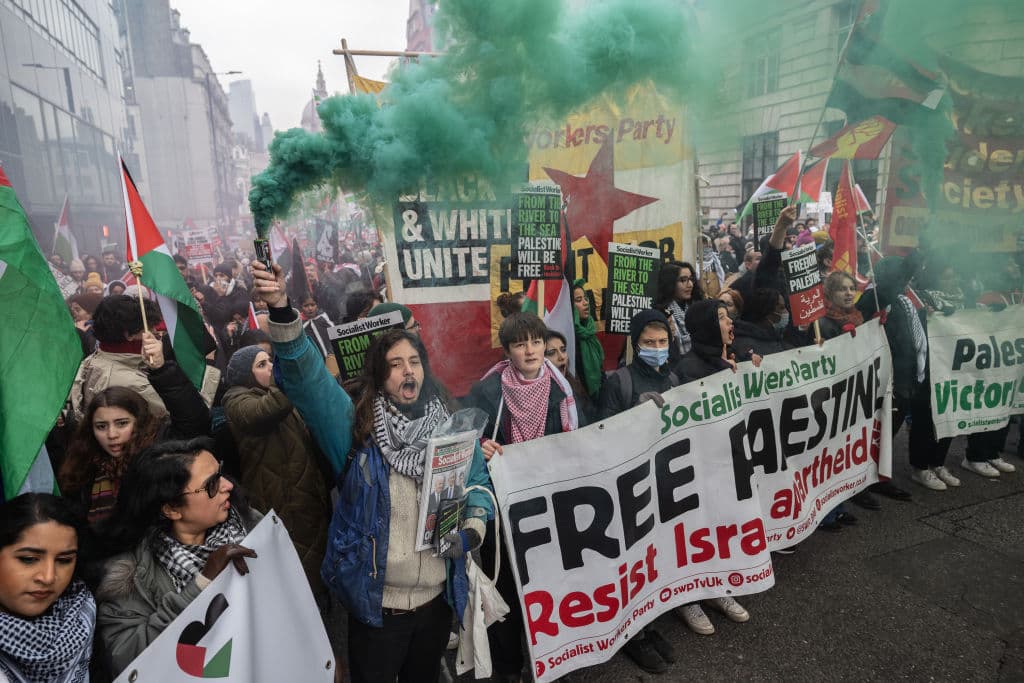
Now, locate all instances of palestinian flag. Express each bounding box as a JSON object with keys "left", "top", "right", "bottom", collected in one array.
[
  {"left": 737, "top": 151, "right": 802, "bottom": 222},
  {"left": 51, "top": 194, "right": 78, "bottom": 264},
  {"left": 521, "top": 209, "right": 576, "bottom": 375},
  {"left": 828, "top": 3, "right": 944, "bottom": 125},
  {"left": 0, "top": 166, "right": 81, "bottom": 500},
  {"left": 119, "top": 157, "right": 207, "bottom": 389},
  {"left": 808, "top": 116, "right": 896, "bottom": 160},
  {"left": 799, "top": 158, "right": 829, "bottom": 204},
  {"left": 248, "top": 302, "right": 260, "bottom": 330}
]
